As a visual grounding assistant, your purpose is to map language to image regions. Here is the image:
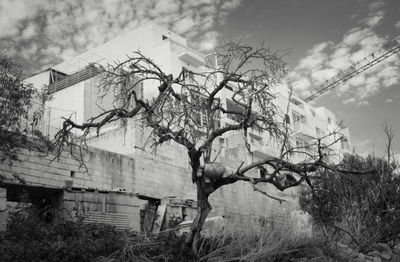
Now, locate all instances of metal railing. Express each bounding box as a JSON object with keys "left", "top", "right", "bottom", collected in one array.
[{"left": 48, "top": 65, "right": 101, "bottom": 93}]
